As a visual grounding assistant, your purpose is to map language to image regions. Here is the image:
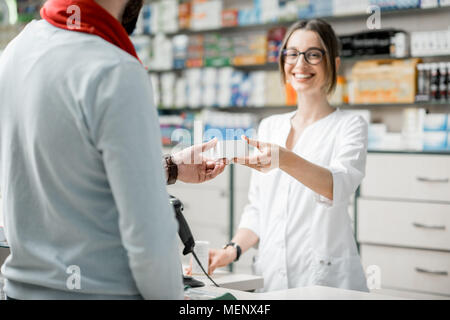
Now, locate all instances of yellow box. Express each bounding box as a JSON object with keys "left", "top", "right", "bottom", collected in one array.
[{"left": 351, "top": 59, "right": 421, "bottom": 104}]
